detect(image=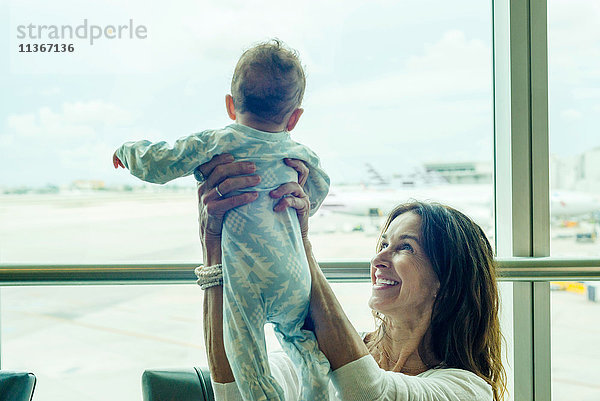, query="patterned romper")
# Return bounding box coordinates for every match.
[116,123,331,401]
